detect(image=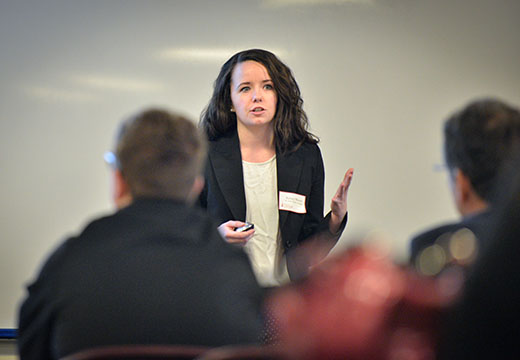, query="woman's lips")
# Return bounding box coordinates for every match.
[251,107,265,114]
